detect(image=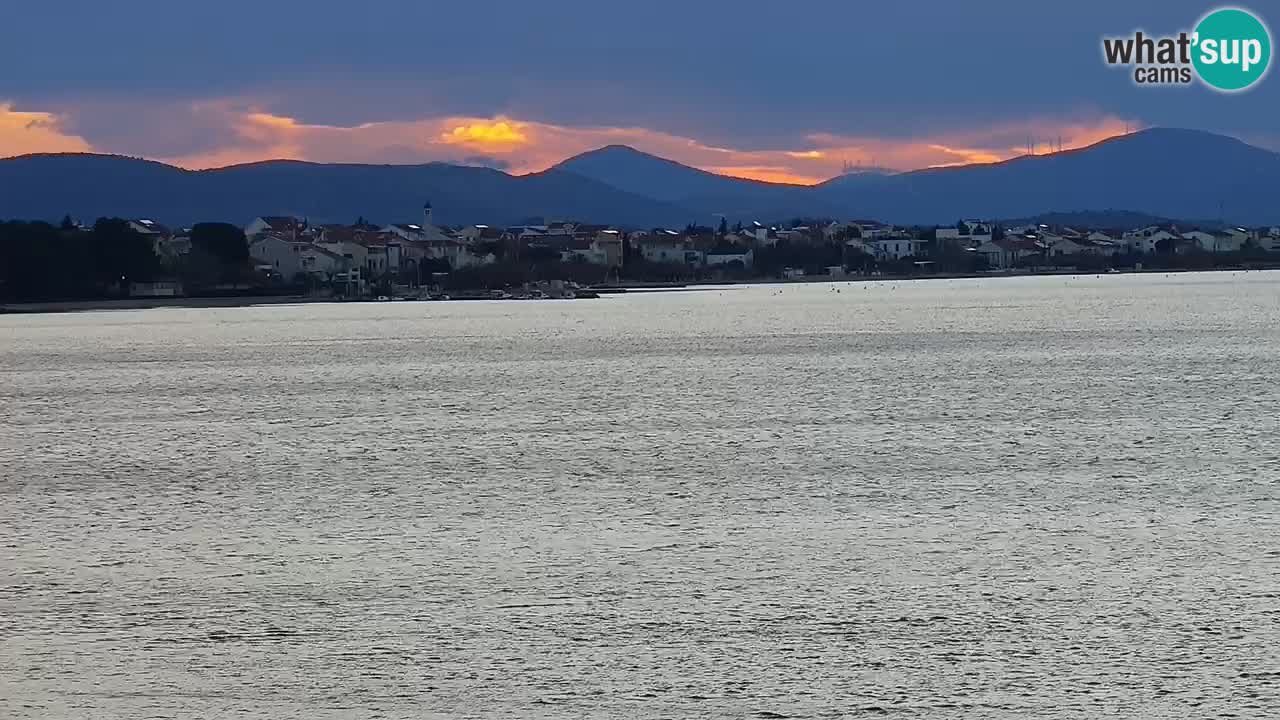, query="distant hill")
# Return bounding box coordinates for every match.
[810,128,1280,225]
[1004,210,1175,229]
[0,154,697,227]
[552,145,847,221]
[1002,210,1230,231]
[3,128,1280,227]
[552,145,785,203]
